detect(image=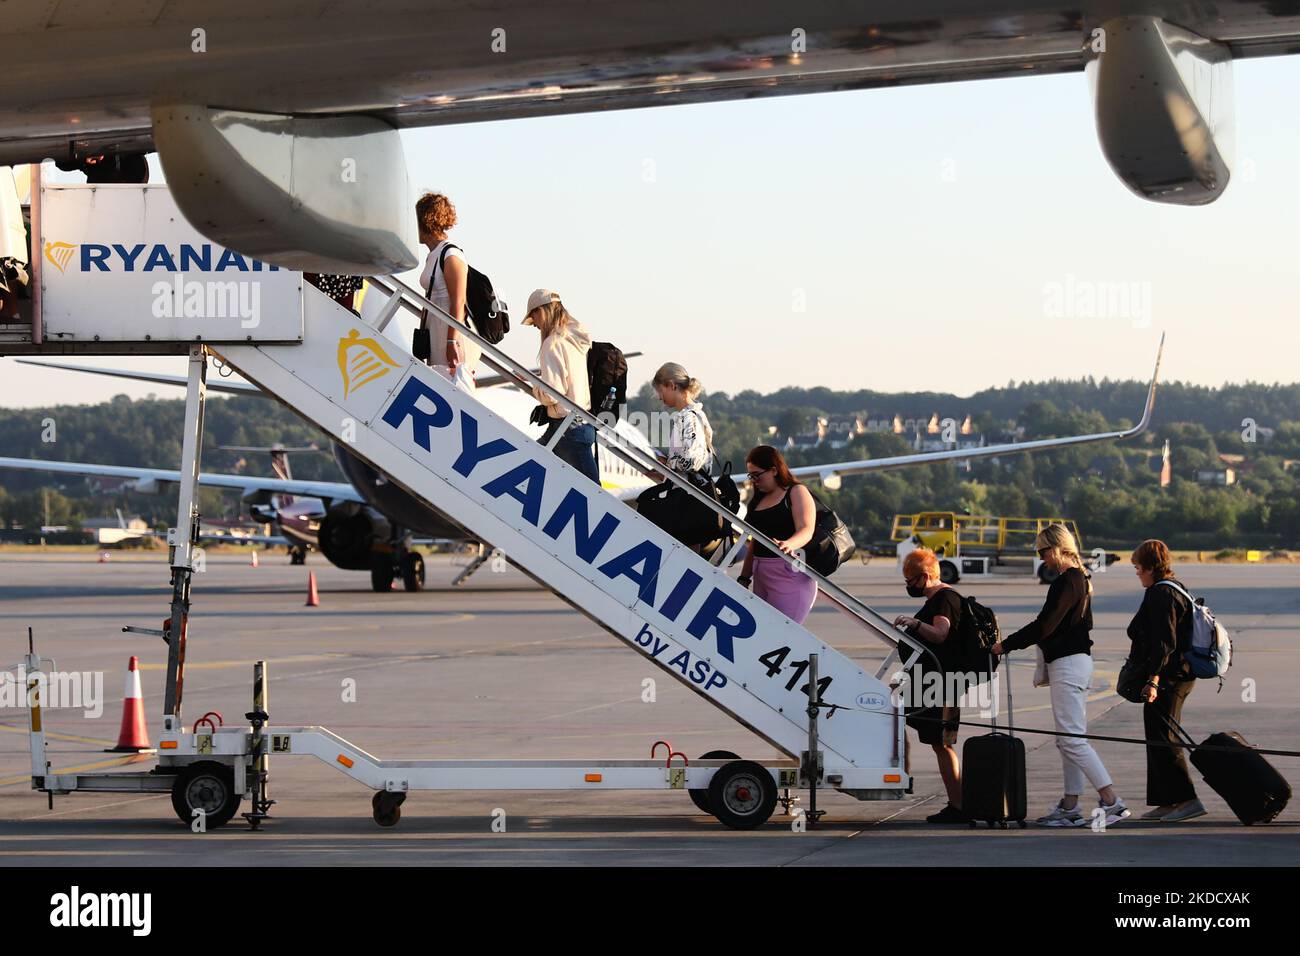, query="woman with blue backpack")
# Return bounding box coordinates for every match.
[1126,539,1207,822]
